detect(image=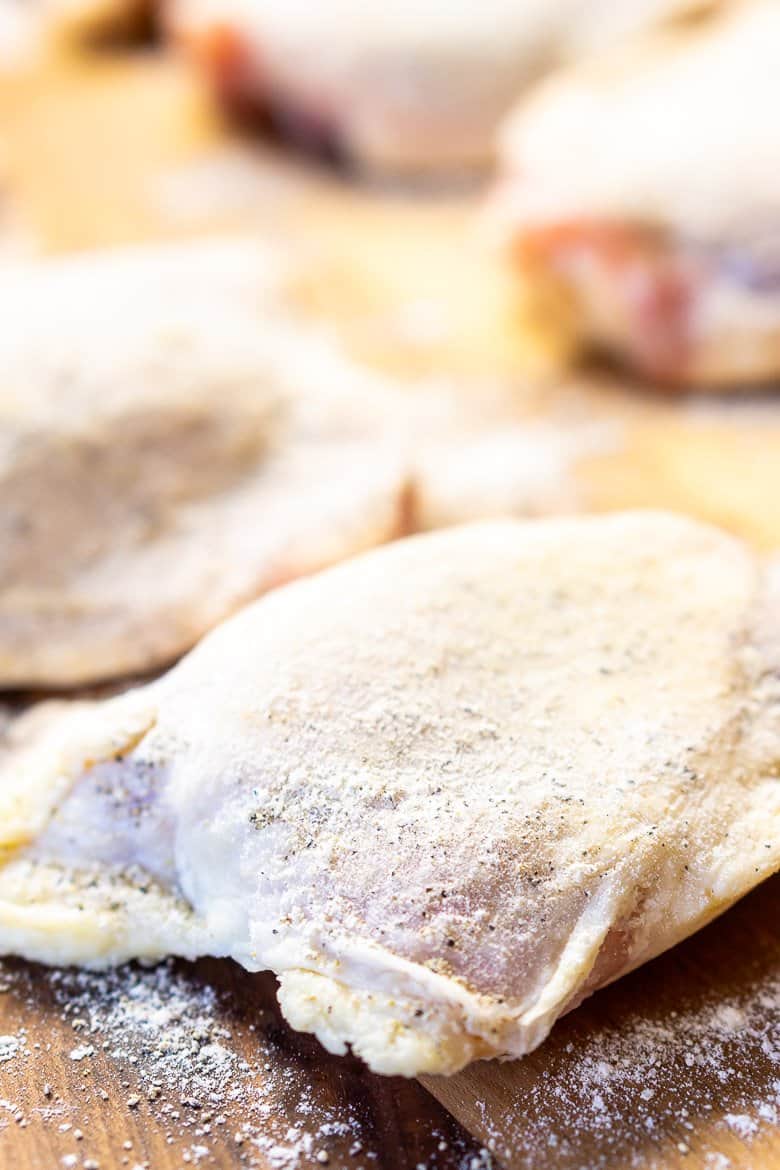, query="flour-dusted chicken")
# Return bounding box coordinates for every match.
[0,239,413,688]
[1,513,778,1075]
[166,0,705,175]
[493,0,780,387]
